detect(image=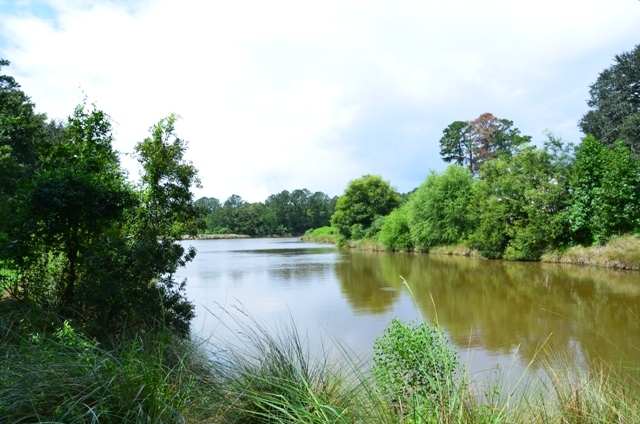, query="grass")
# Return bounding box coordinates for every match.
[2,299,640,423]
[301,226,339,244]
[506,351,640,423]
[429,243,478,257]
[542,234,640,270]
[345,238,387,251]
[0,305,219,423]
